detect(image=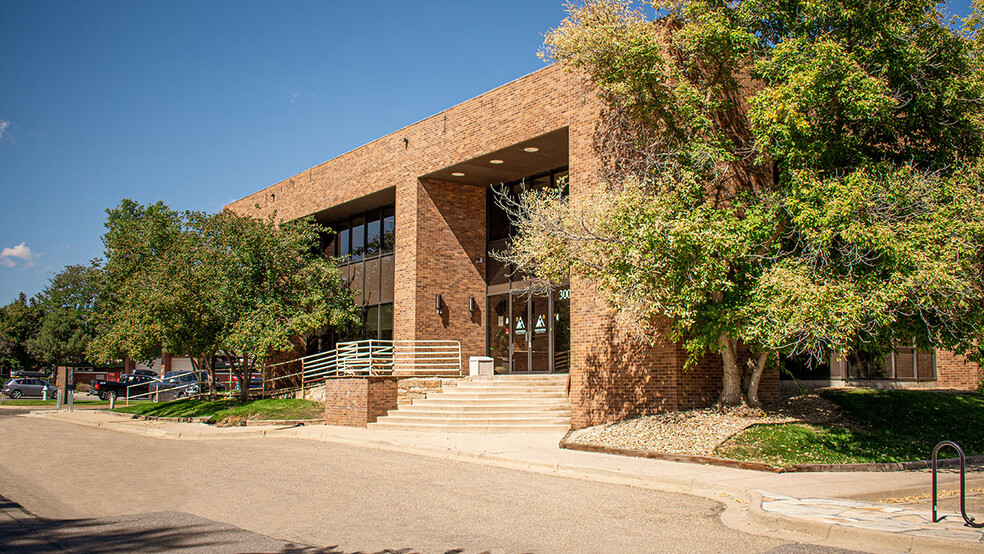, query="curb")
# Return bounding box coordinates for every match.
[104,411,212,424]
[29,411,294,440]
[560,436,984,473]
[102,411,324,427]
